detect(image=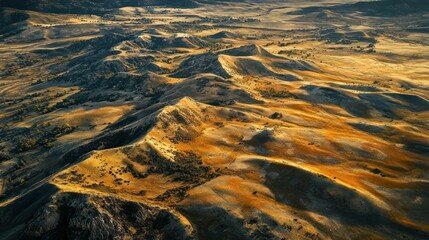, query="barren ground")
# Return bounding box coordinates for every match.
[0,0,429,239]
